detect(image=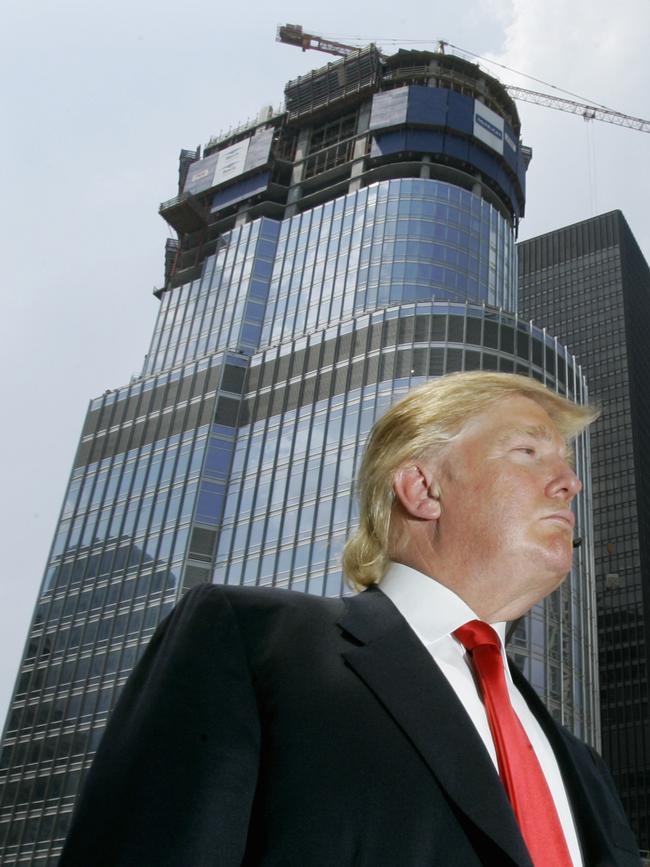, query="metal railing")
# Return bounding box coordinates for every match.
[205,104,285,150]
